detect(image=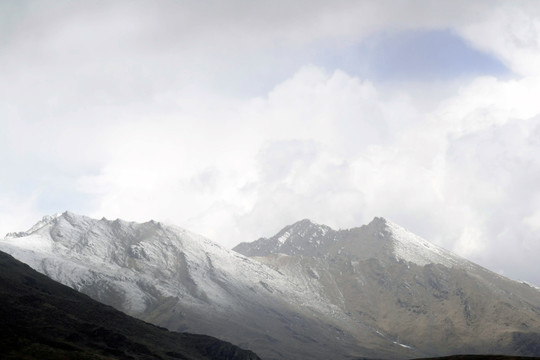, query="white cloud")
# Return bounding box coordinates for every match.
[453,227,486,257]
[73,66,406,244]
[2,0,540,285]
[0,194,43,237]
[458,2,540,76]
